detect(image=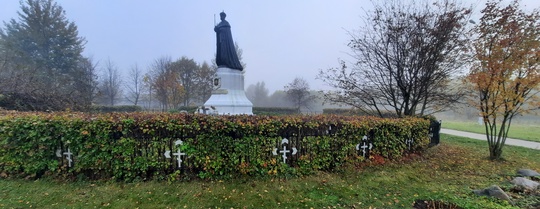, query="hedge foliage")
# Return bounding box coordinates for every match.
[166,106,298,115]
[323,108,398,118]
[0,111,430,181]
[91,105,142,113]
[253,107,298,115]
